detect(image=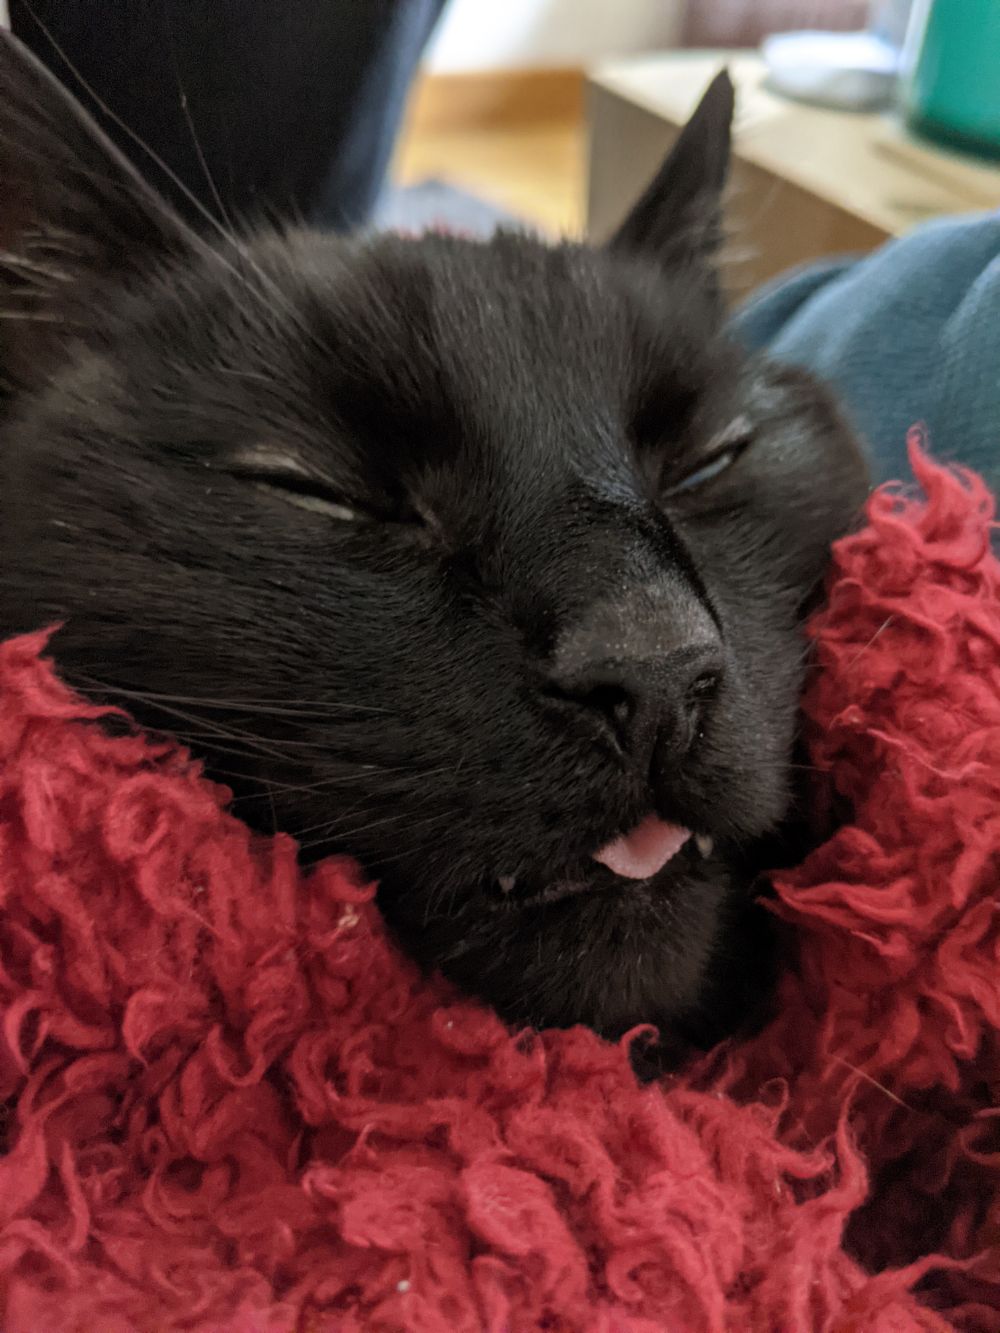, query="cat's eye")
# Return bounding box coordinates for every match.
[664,416,754,498]
[250,471,360,521]
[230,449,361,521]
